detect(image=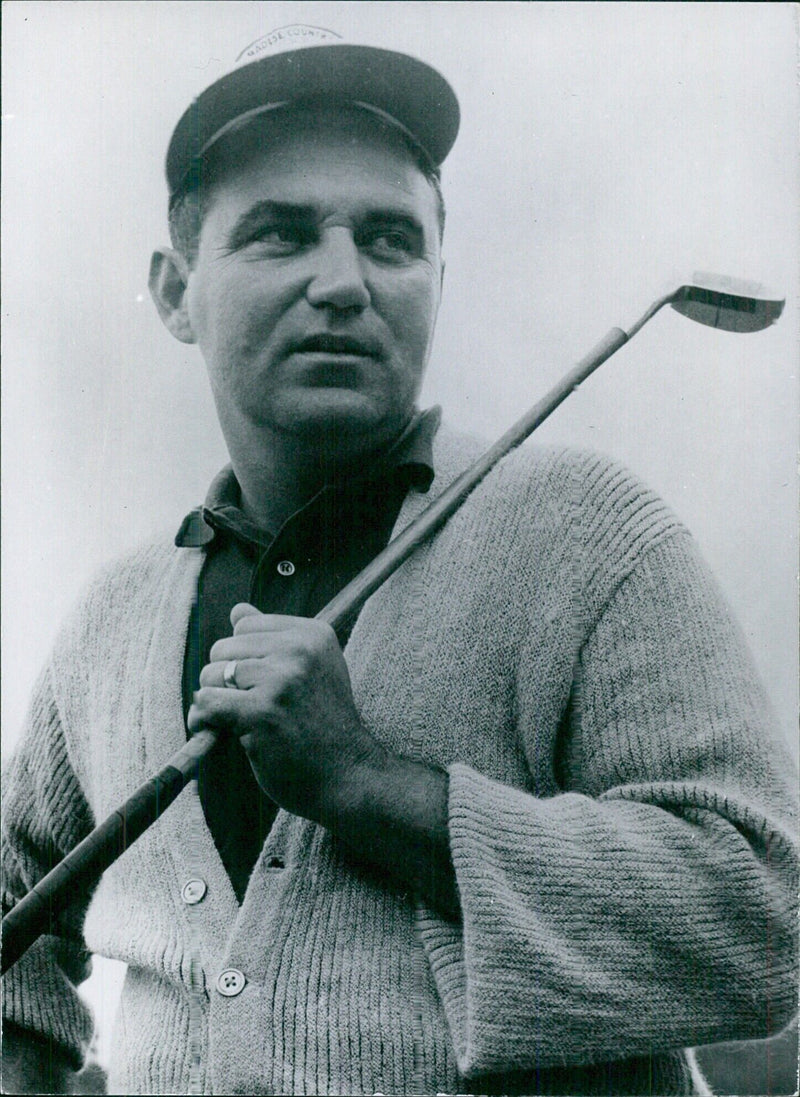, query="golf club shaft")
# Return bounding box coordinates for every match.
[2,316,648,975]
